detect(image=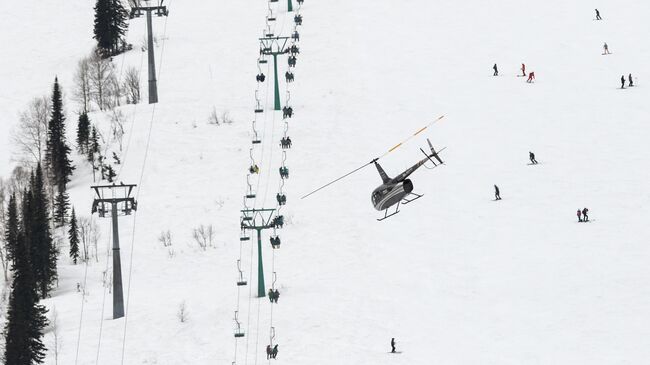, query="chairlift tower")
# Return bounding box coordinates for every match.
[288,0,293,12]
[259,36,290,111]
[91,183,138,319]
[240,208,277,297]
[130,1,169,104]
